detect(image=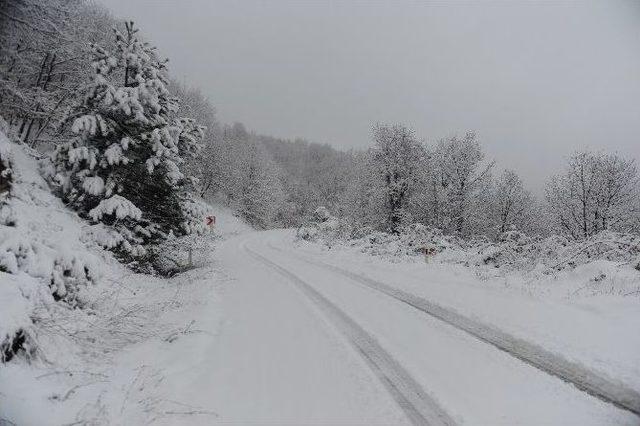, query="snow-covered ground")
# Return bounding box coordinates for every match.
[1,266,223,425]
[230,229,639,424]
[0,130,233,425]
[2,128,639,425]
[288,230,640,401]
